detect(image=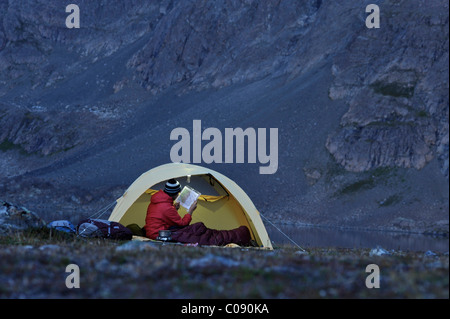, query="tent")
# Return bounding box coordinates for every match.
[108,163,273,249]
